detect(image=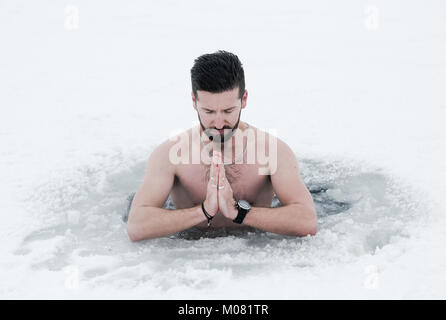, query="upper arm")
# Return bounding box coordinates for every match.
[130,140,176,210]
[270,139,315,209]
